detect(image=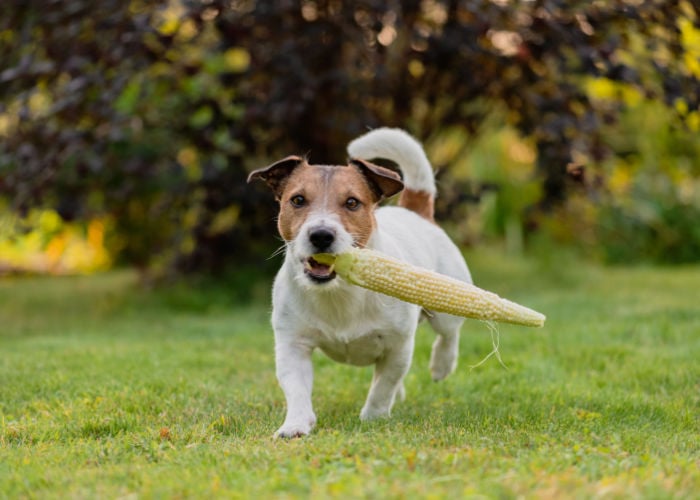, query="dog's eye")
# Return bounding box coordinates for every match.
[345,197,360,211]
[290,195,306,208]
